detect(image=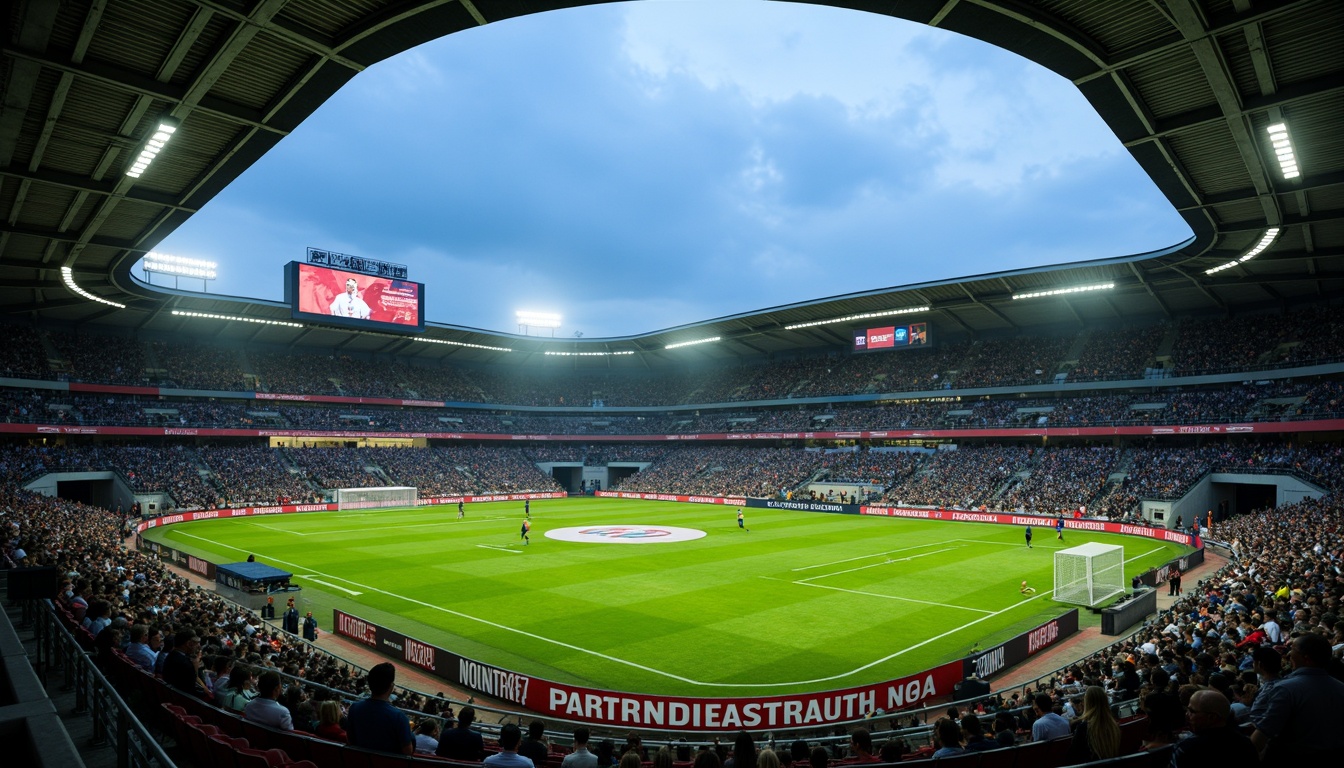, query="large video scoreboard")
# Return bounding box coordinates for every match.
[852,321,929,353]
[285,262,425,334]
